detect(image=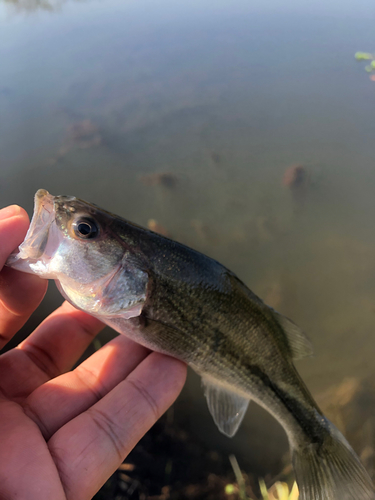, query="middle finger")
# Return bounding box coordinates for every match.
[23,335,150,440]
[0,301,103,401]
